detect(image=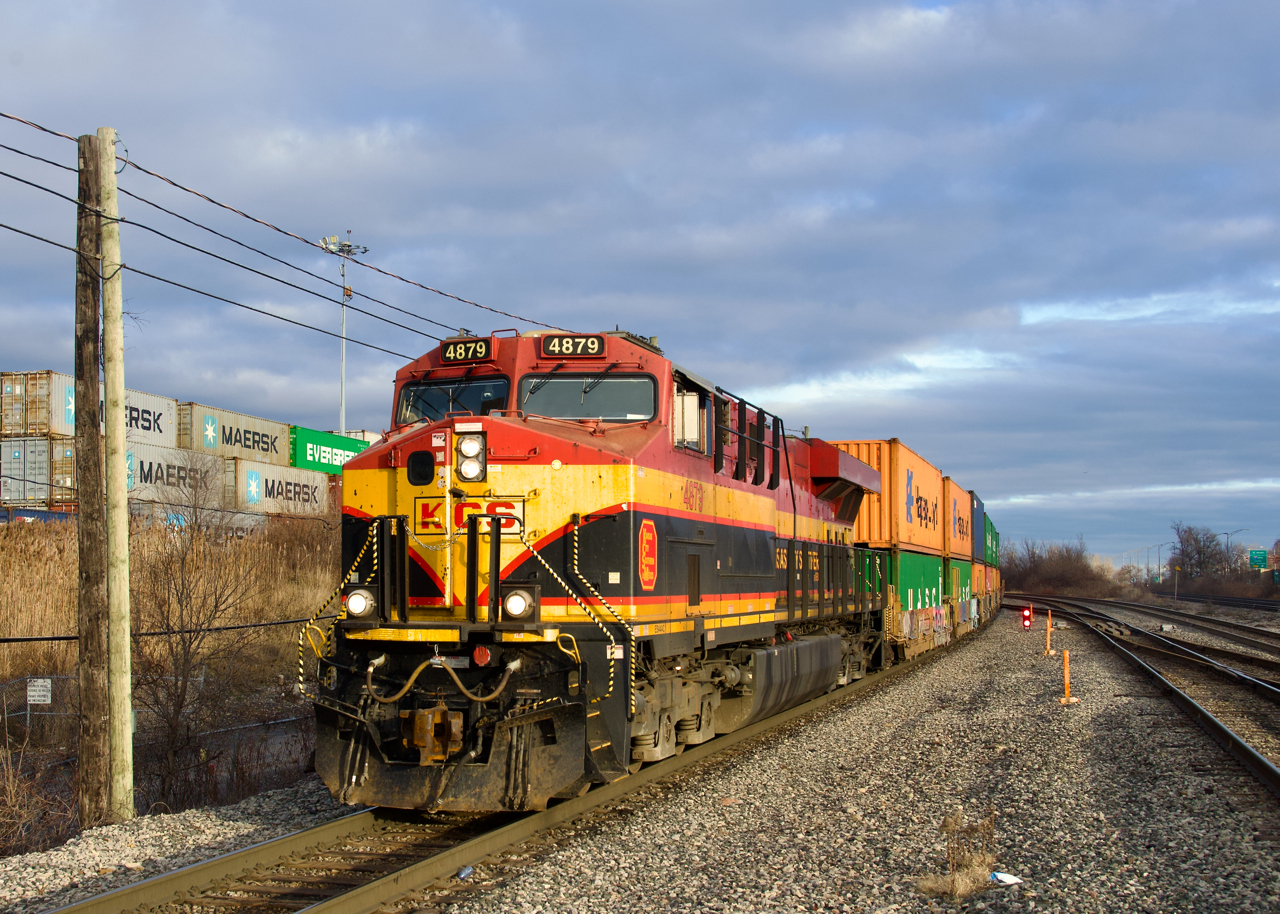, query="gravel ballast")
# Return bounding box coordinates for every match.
[0,778,356,914]
[430,612,1280,914]
[10,610,1280,913]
